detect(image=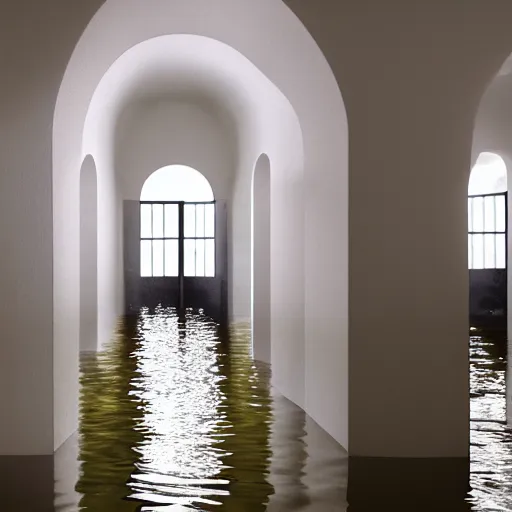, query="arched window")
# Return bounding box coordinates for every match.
[468,152,507,196]
[140,165,215,277]
[468,153,507,269]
